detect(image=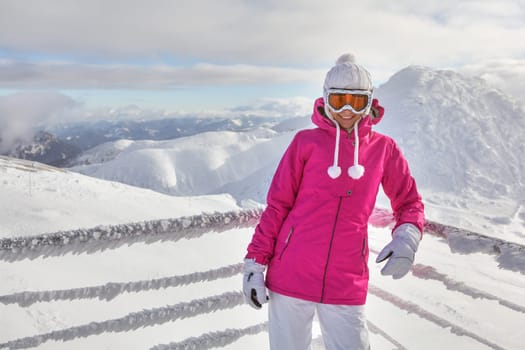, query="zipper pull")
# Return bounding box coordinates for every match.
[285,227,294,244]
